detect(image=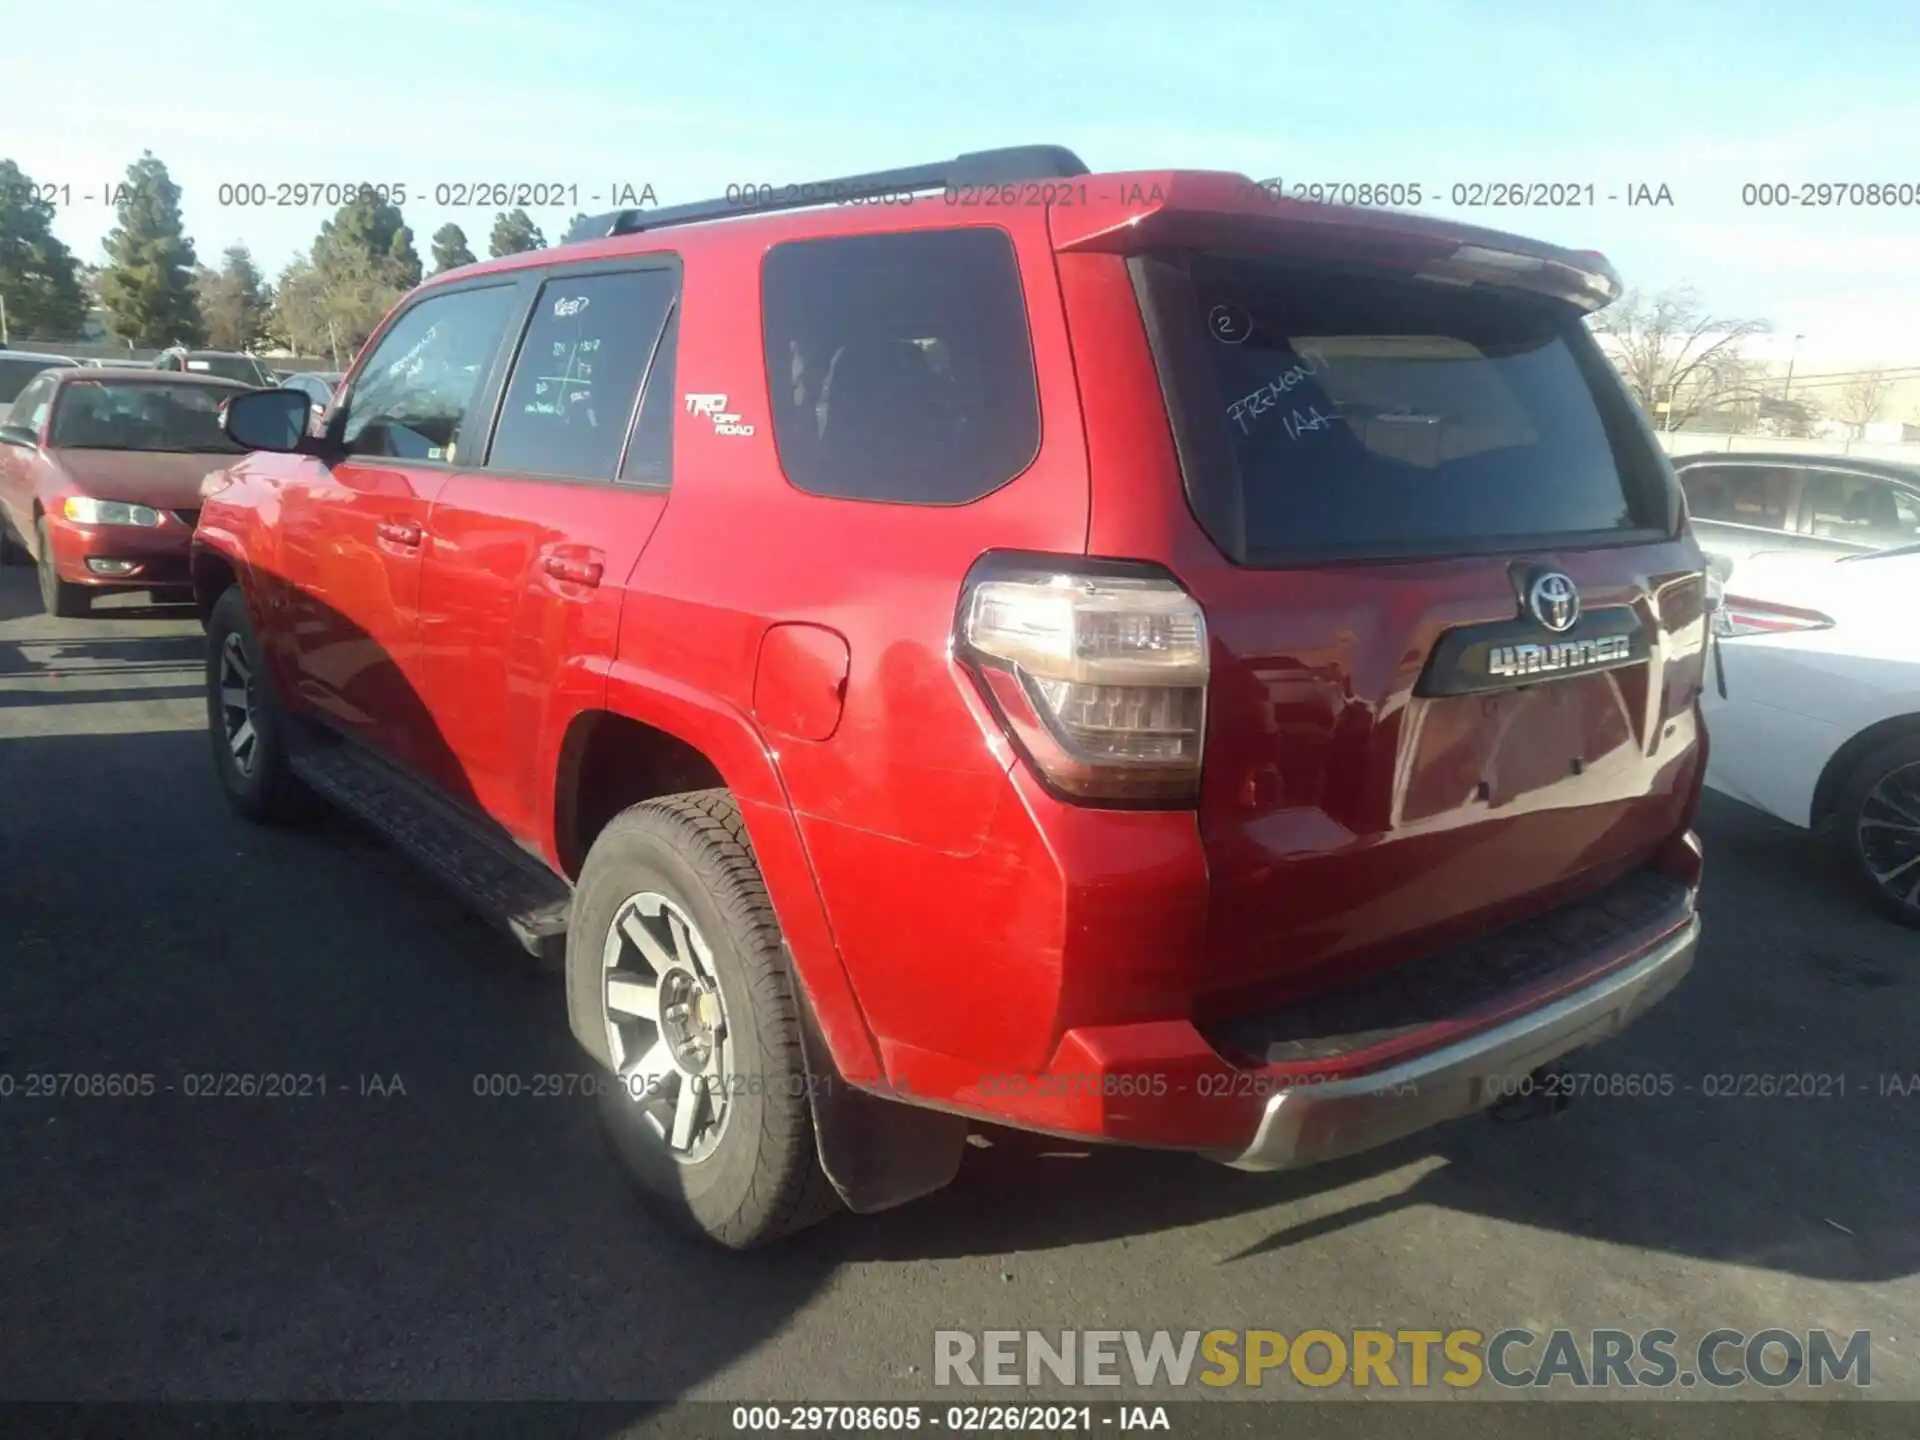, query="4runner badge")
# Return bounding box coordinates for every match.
[1488,634,1631,679]
[685,393,754,437]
